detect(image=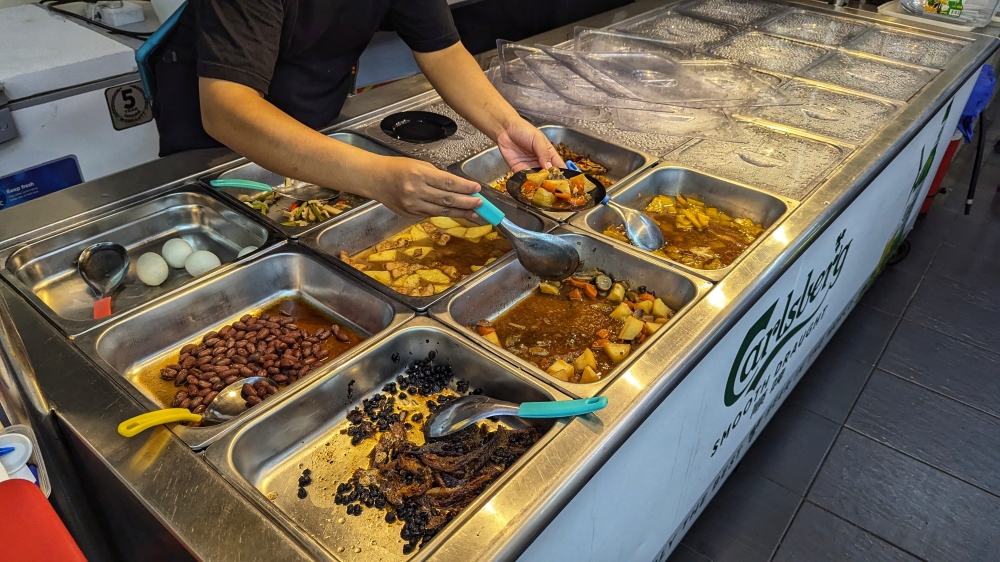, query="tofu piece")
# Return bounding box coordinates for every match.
[367,249,397,262]
[465,224,493,239]
[364,270,392,284]
[403,246,433,258]
[430,217,462,229]
[418,269,451,284]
